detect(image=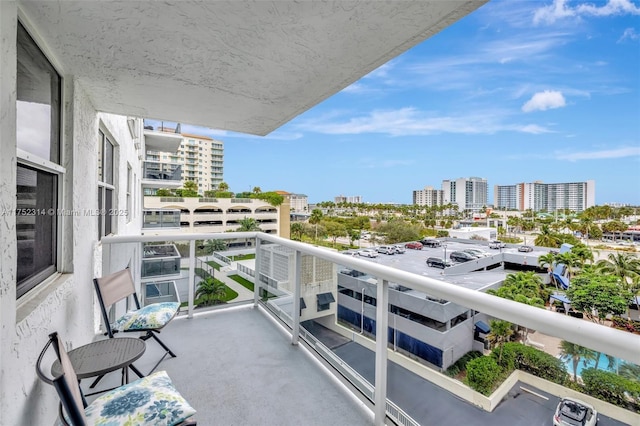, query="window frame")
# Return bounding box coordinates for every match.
[15,20,64,299]
[97,129,117,239]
